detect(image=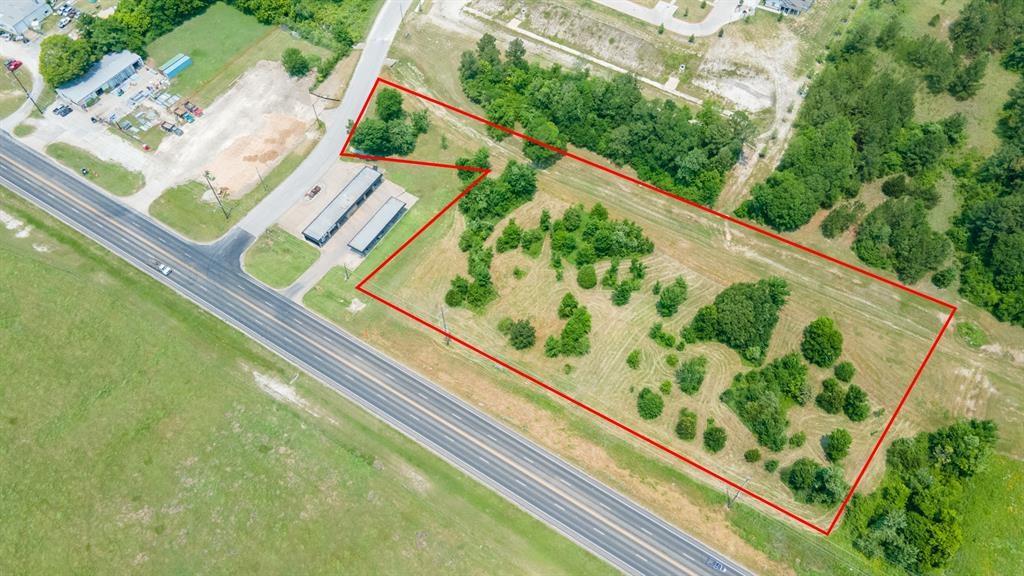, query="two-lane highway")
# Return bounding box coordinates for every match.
[1,131,754,576]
